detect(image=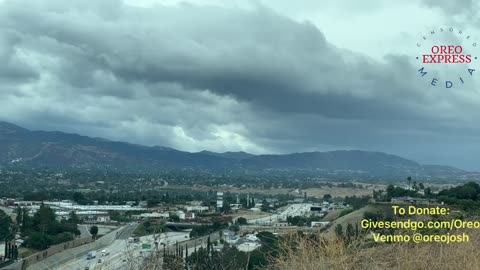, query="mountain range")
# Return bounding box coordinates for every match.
[0,121,475,179]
